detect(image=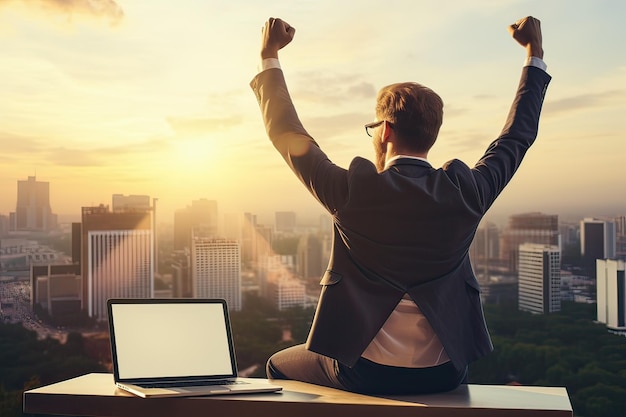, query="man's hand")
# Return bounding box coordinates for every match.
[261,17,295,59]
[508,16,543,59]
